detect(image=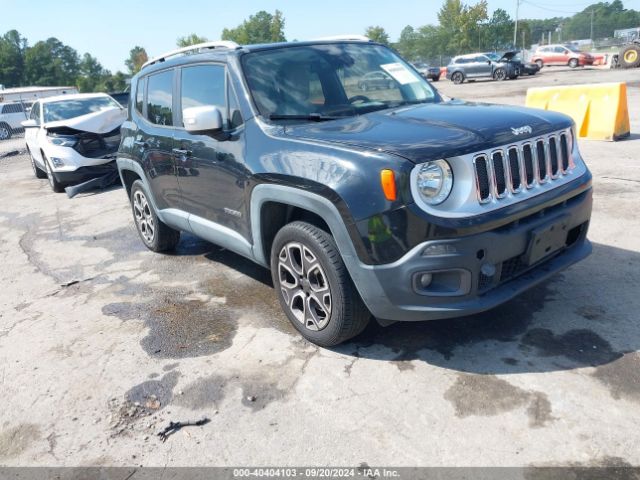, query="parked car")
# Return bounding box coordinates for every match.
[117,38,592,347]
[357,71,395,91]
[446,53,517,84]
[412,62,441,81]
[22,93,126,192]
[484,52,520,79]
[491,51,540,76]
[0,101,29,140]
[531,44,594,68]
